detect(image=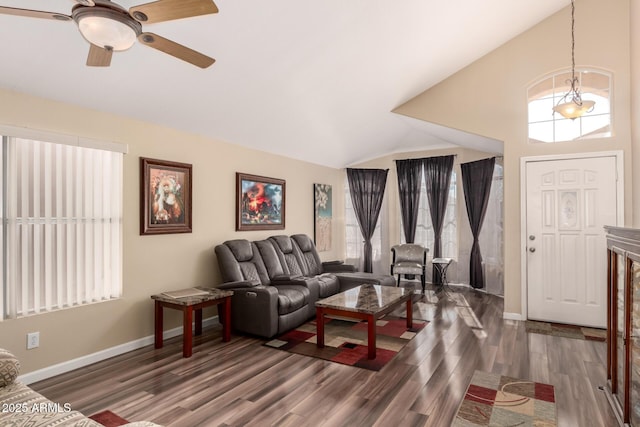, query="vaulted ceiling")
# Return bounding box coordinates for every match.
[0,0,568,168]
